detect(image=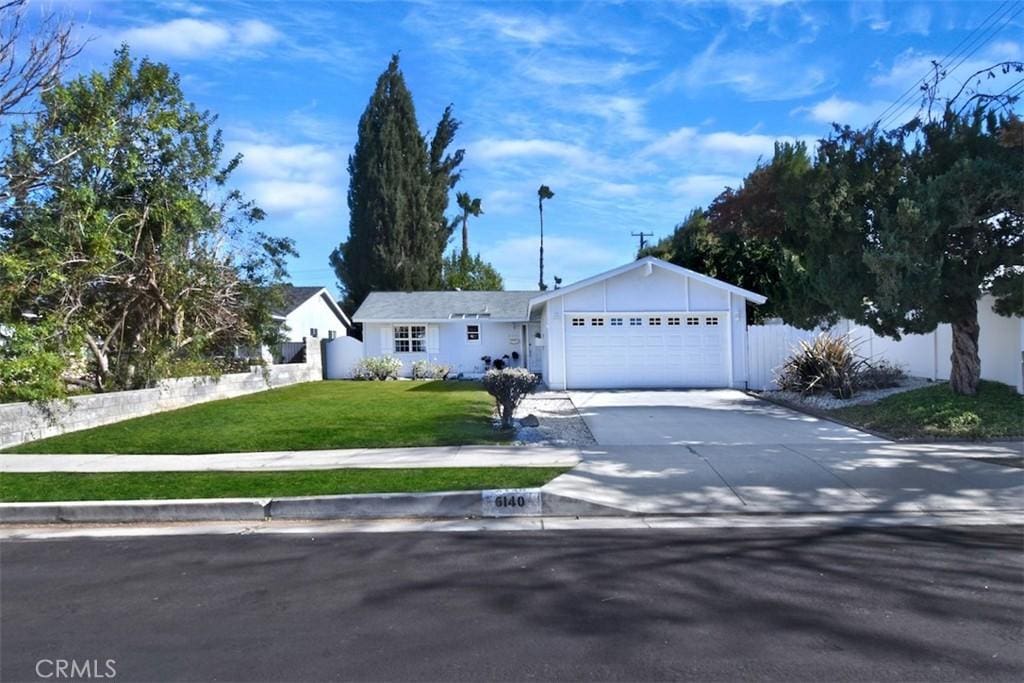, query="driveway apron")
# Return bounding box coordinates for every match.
[543,390,1024,515]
